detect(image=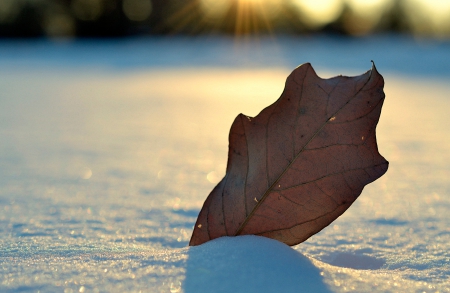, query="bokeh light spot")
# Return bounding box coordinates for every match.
[344,0,393,35]
[199,0,231,22]
[0,0,20,24]
[81,168,92,180]
[403,0,450,38]
[123,0,152,22]
[346,0,392,17]
[44,13,76,37]
[206,171,220,184]
[170,281,181,293]
[71,0,104,22]
[290,0,343,28]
